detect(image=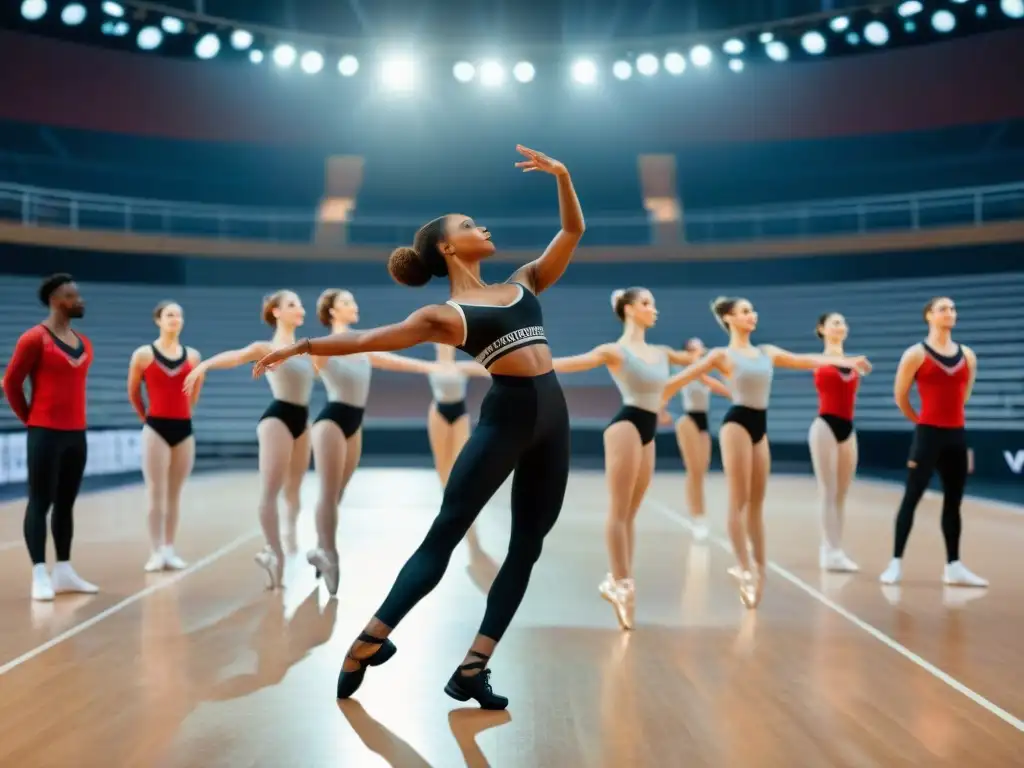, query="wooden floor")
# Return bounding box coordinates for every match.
[0,466,1022,767]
